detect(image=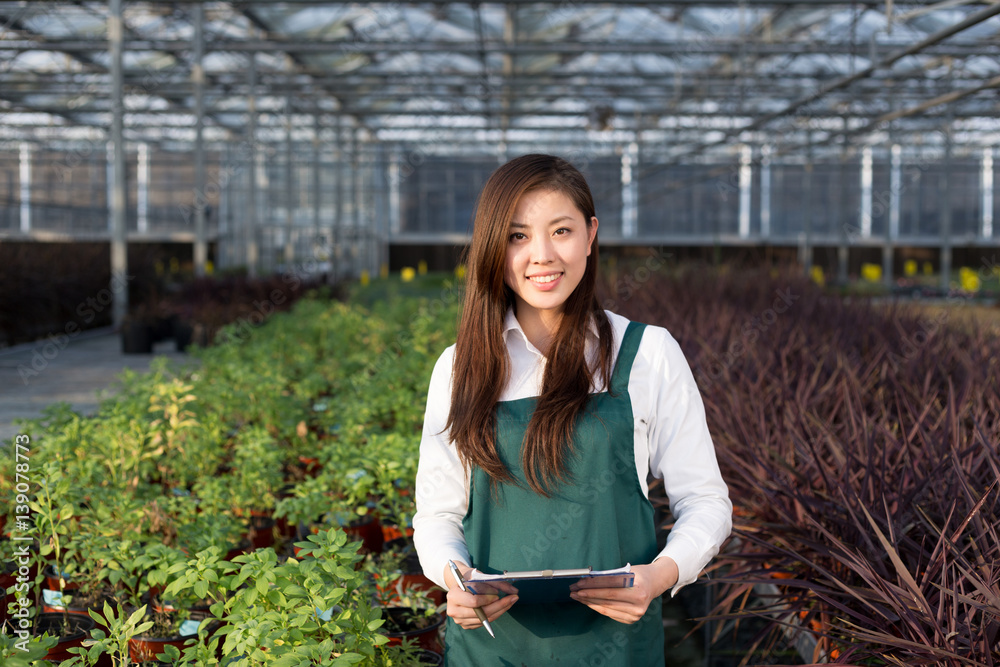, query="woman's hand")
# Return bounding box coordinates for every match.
[444,562,520,630]
[568,557,679,624]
